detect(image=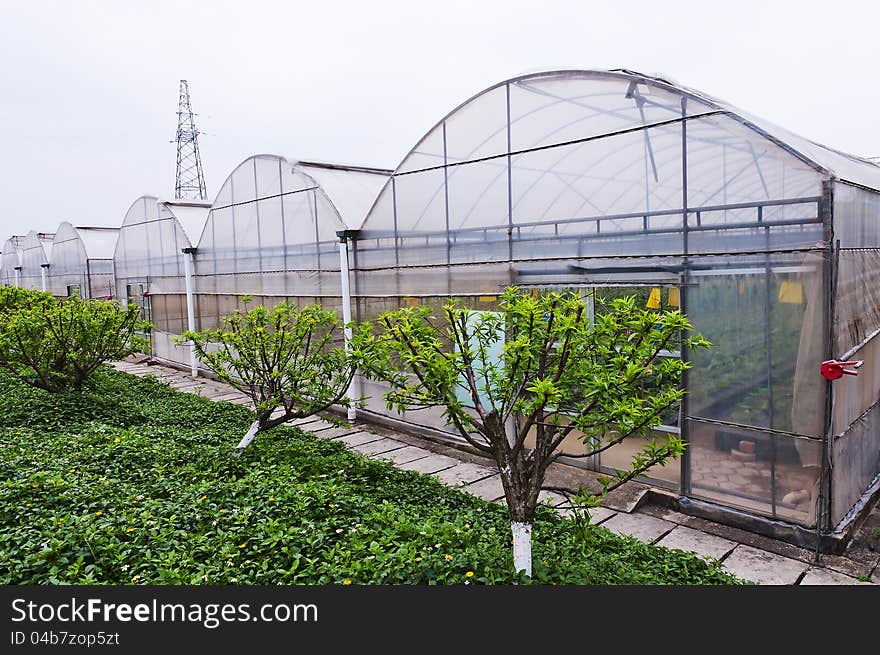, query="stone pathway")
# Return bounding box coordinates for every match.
[110,359,880,586]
